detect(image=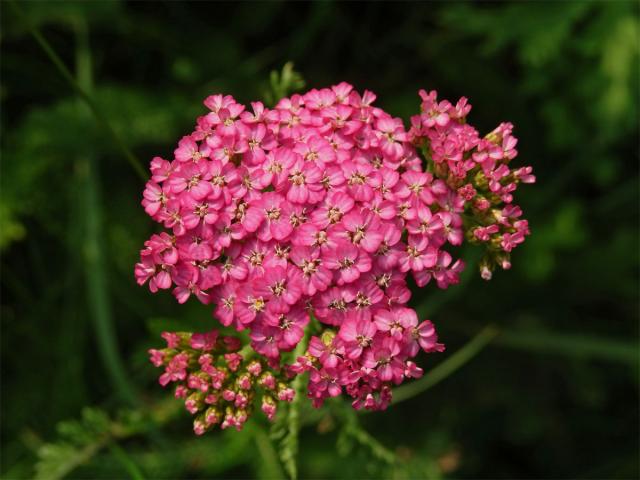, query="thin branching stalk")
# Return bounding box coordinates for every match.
[391,325,499,405]
[73,16,138,406]
[8,0,146,181]
[279,325,312,480]
[254,427,286,480]
[108,443,146,480]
